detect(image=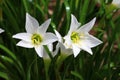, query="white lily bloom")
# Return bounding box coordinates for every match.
[0,28,4,33]
[43,44,56,59]
[54,30,72,56]
[13,13,57,57]
[63,14,102,57]
[112,0,120,8]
